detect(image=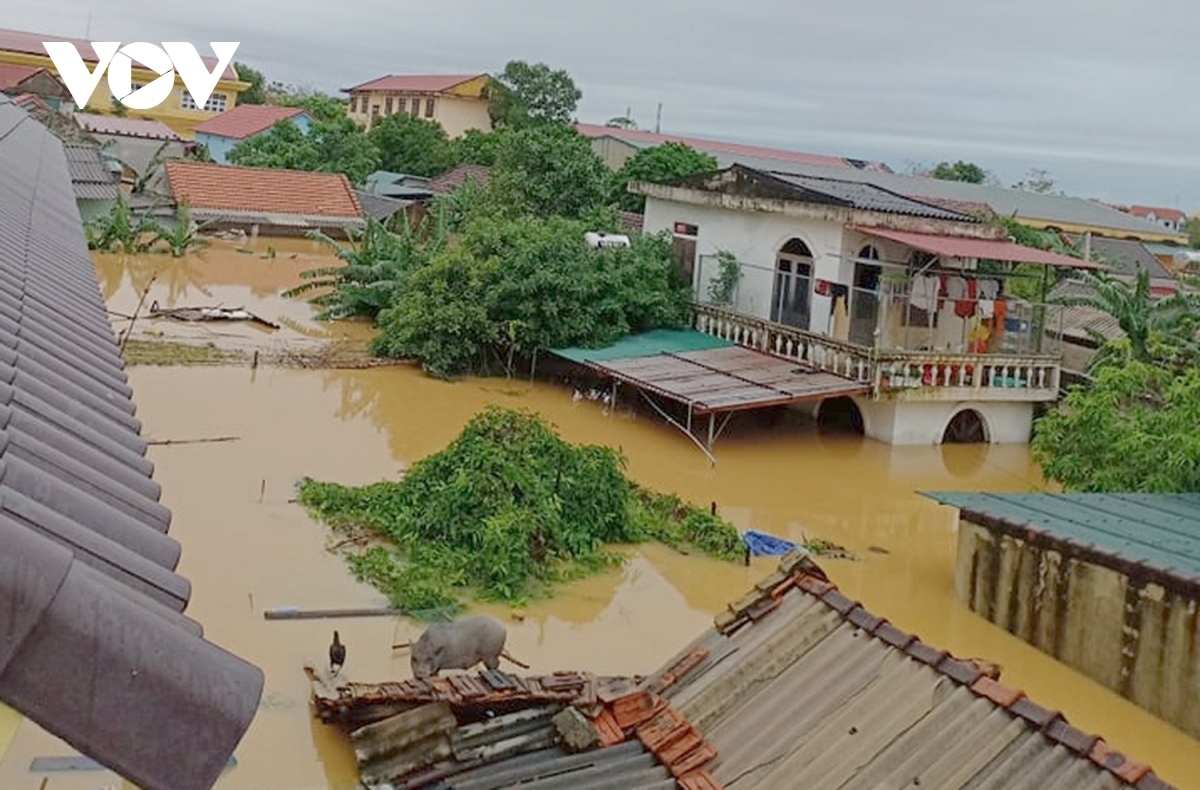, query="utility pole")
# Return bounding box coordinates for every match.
[655,103,662,134]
